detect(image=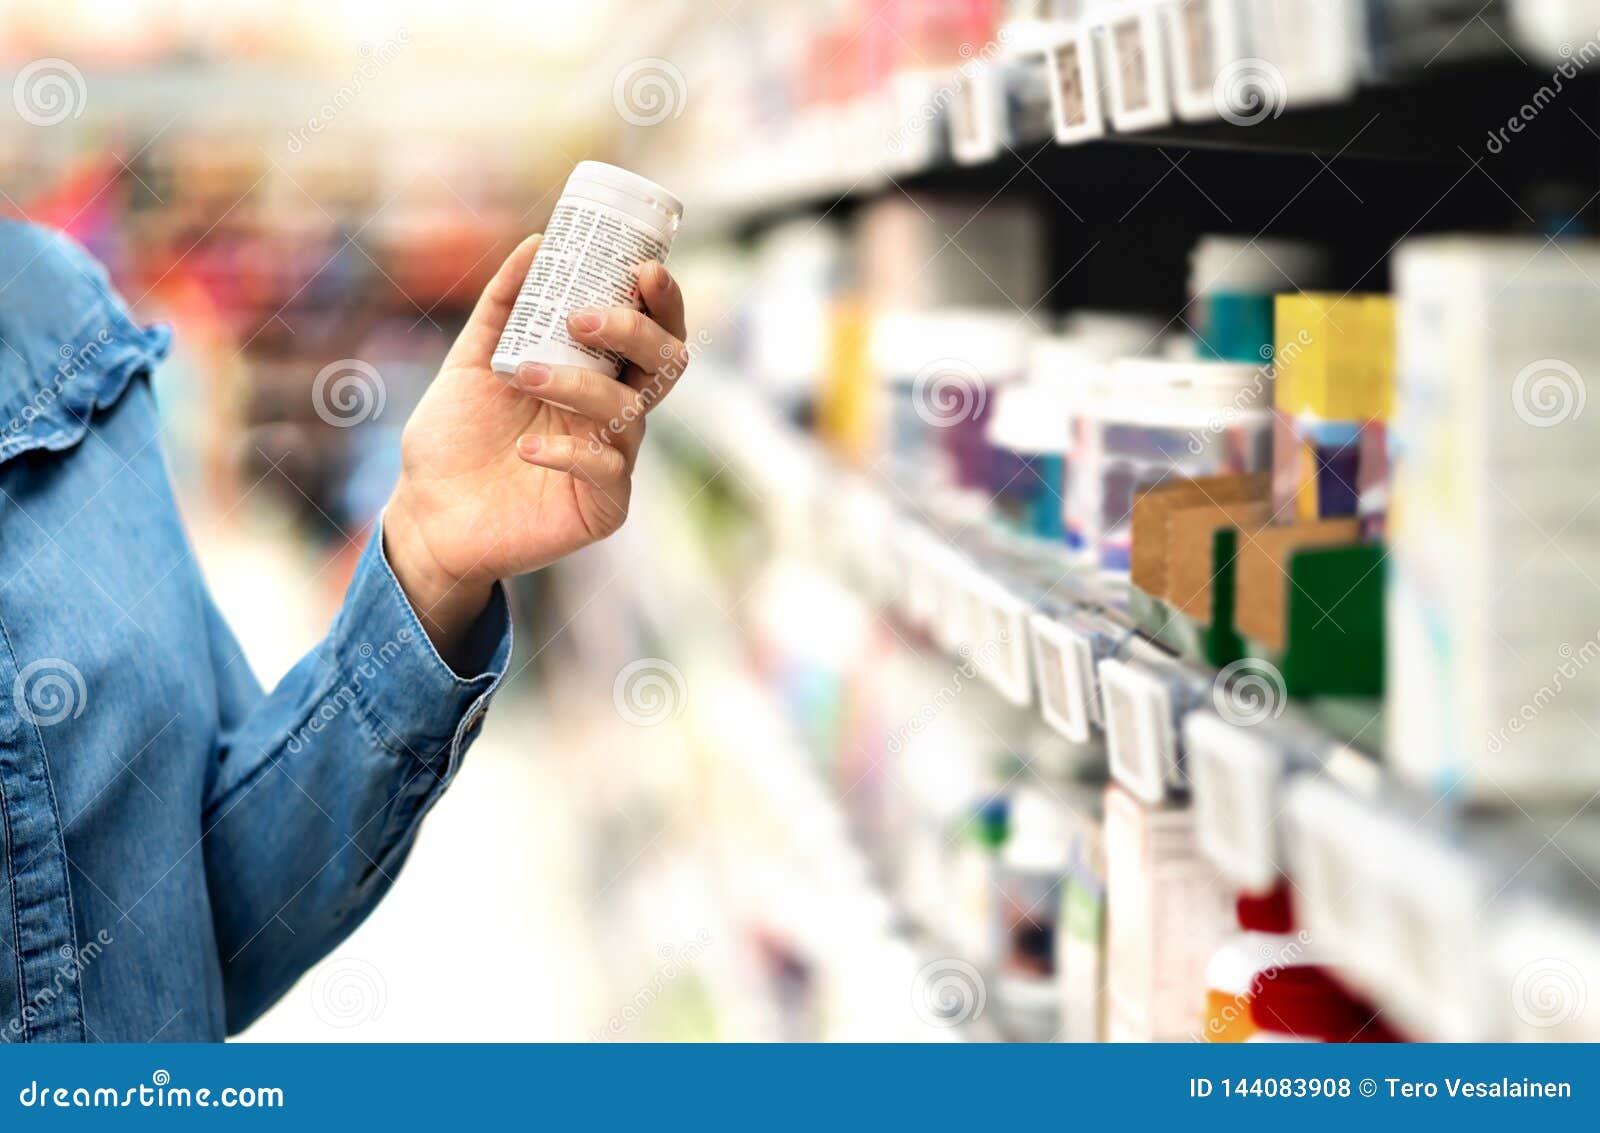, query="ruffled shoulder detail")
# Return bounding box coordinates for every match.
[0,219,172,464]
